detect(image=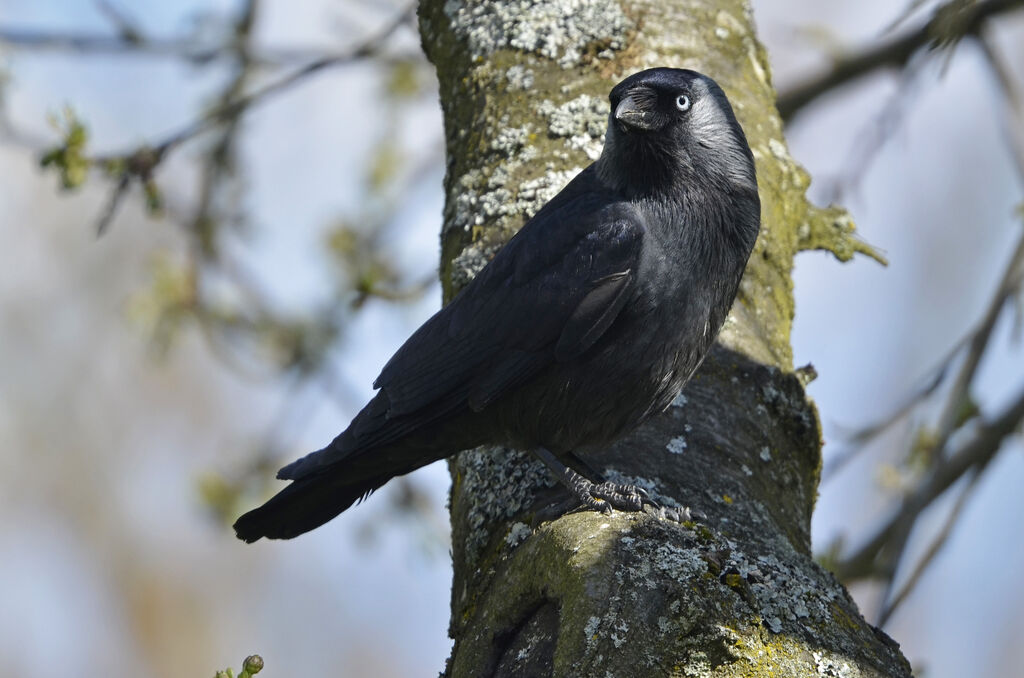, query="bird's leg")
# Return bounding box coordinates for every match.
[532,447,646,513]
[563,450,608,483]
[532,447,695,523]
